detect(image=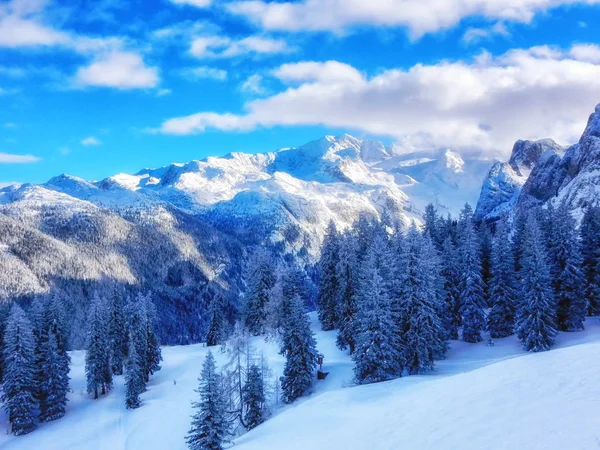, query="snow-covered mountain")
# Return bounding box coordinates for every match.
[4,134,490,255]
[475,104,600,222]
